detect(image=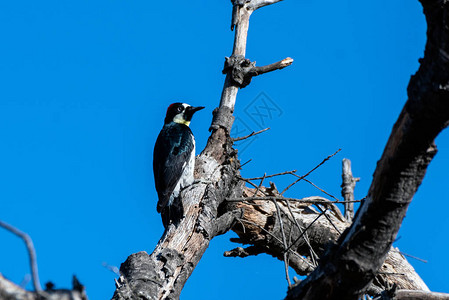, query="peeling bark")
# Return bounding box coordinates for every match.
[112,141,244,300]
[227,187,429,293]
[112,1,291,299]
[2,1,448,300]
